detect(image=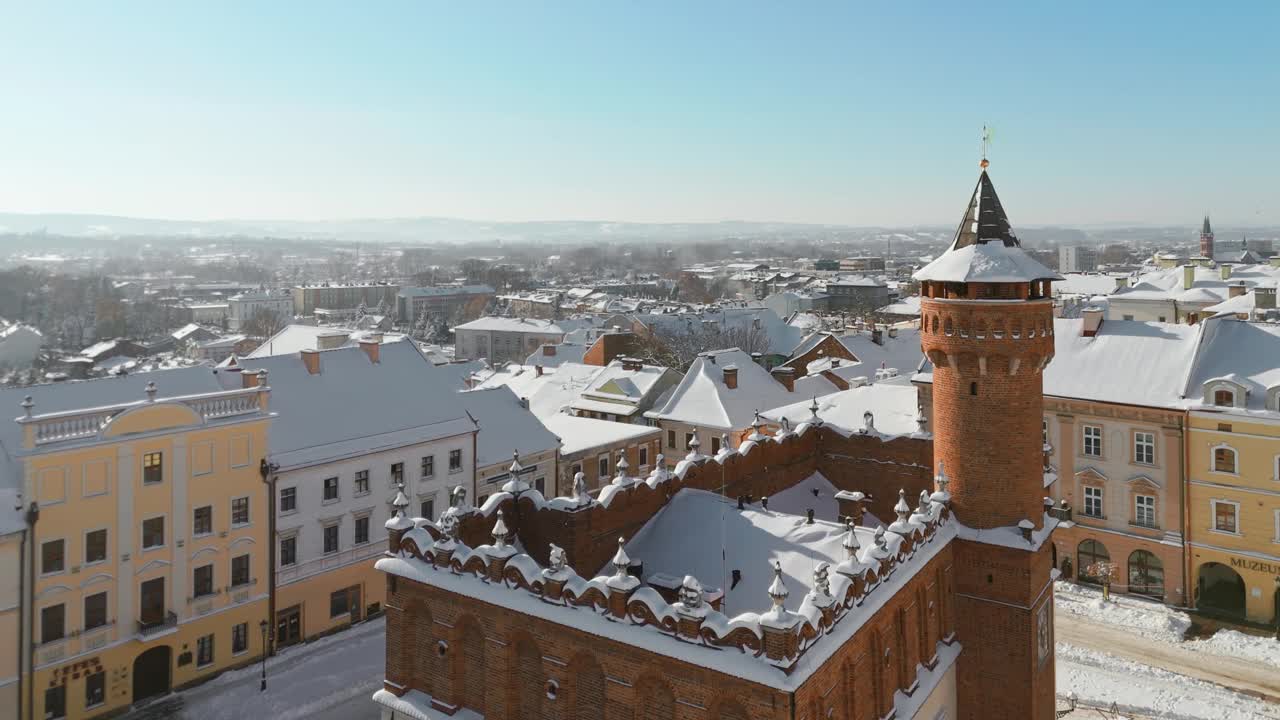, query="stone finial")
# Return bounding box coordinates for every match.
[648,456,670,484]
[548,543,567,573]
[449,485,468,510]
[615,452,629,479]
[719,433,730,453]
[257,368,269,385]
[812,562,832,600]
[679,575,704,609]
[509,450,524,475]
[392,481,410,513]
[573,471,590,503]
[915,410,927,433]
[612,537,631,578]
[842,519,861,560]
[931,462,951,504]
[809,396,822,426]
[385,479,415,534]
[491,509,510,549]
[685,434,701,461]
[917,489,931,516]
[894,489,911,524]
[767,561,789,613]
[780,416,791,434]
[873,526,887,552]
[752,410,763,432]
[145,381,157,402]
[862,410,875,434]
[20,395,33,419]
